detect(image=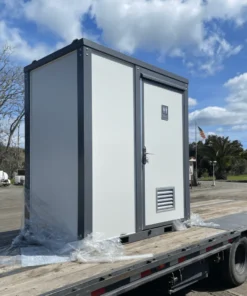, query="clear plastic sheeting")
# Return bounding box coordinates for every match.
[21,247,70,267]
[60,233,153,263]
[173,213,220,231]
[187,213,220,228]
[0,190,153,267]
[173,220,187,231]
[61,233,124,263]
